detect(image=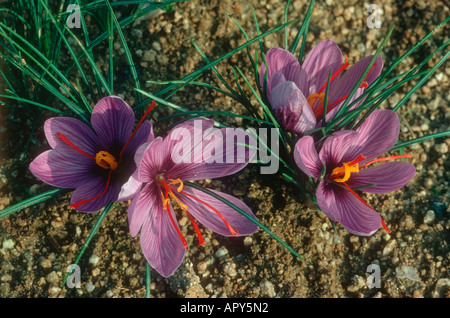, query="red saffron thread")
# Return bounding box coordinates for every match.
[70,169,113,209]
[342,182,391,233]
[119,100,157,162]
[165,183,239,236]
[360,154,412,169]
[317,56,350,94]
[56,132,96,160]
